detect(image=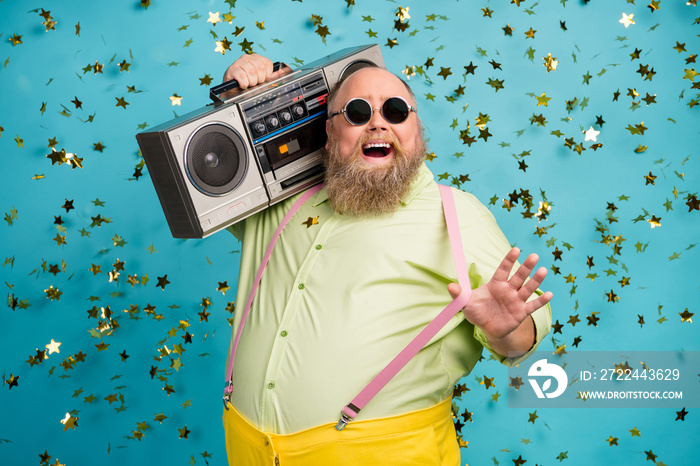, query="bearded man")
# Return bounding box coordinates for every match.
[221,53,553,466]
